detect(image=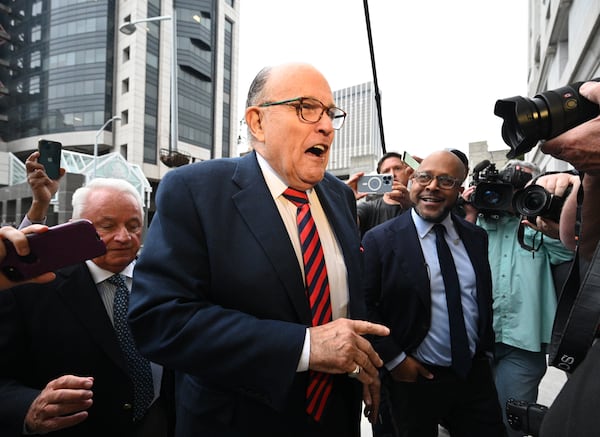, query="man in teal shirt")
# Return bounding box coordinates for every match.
[462,160,573,437]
